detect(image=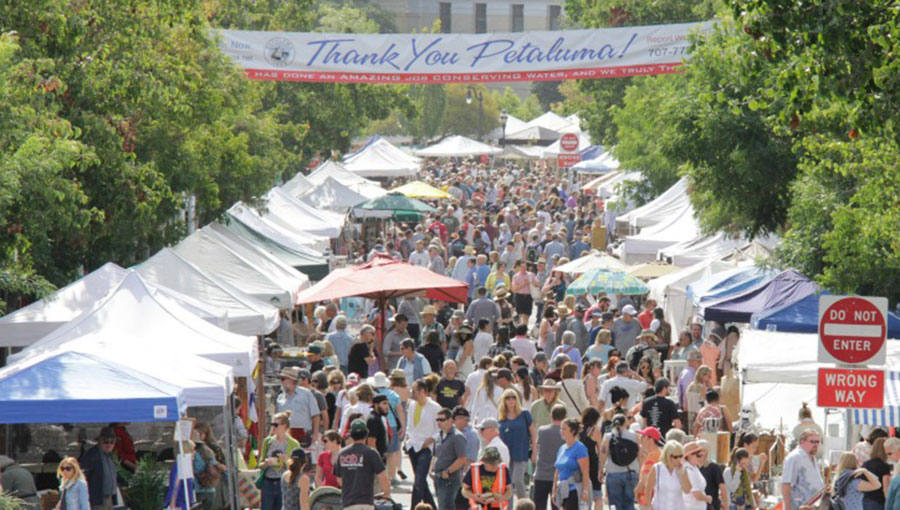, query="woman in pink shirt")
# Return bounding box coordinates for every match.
[699,333,721,386]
